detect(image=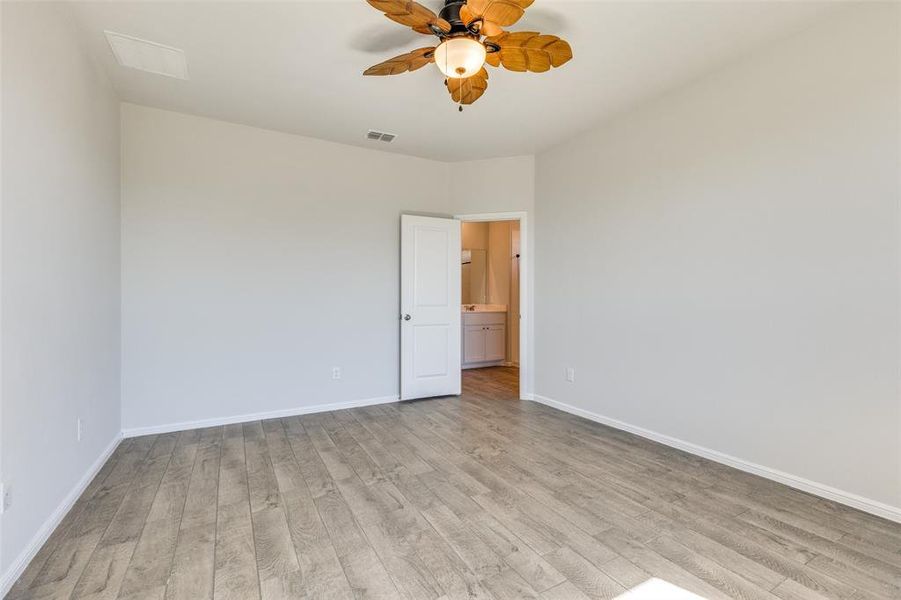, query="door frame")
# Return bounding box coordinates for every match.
[455,211,531,400]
